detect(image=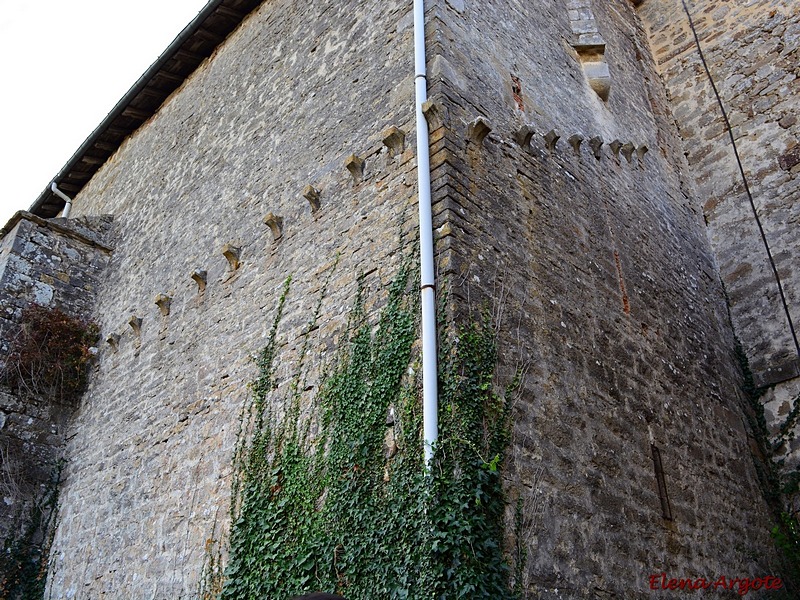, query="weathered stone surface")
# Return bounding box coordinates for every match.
[543,130,560,152]
[190,269,207,293]
[1,0,788,598]
[515,124,536,150]
[568,133,584,153]
[588,135,604,160]
[302,184,321,212]
[154,294,172,317]
[582,60,612,100]
[638,0,800,482]
[763,378,800,469]
[382,125,406,157]
[262,212,284,241]
[0,212,112,362]
[0,213,112,563]
[344,153,366,183]
[467,116,493,144]
[42,2,420,596]
[0,386,72,541]
[428,0,779,595]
